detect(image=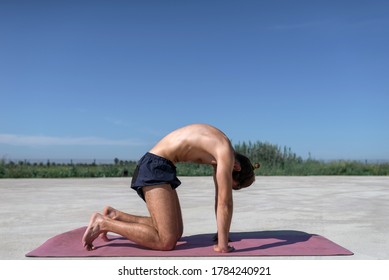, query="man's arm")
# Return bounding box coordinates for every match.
[213,156,234,253]
[212,165,218,219]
